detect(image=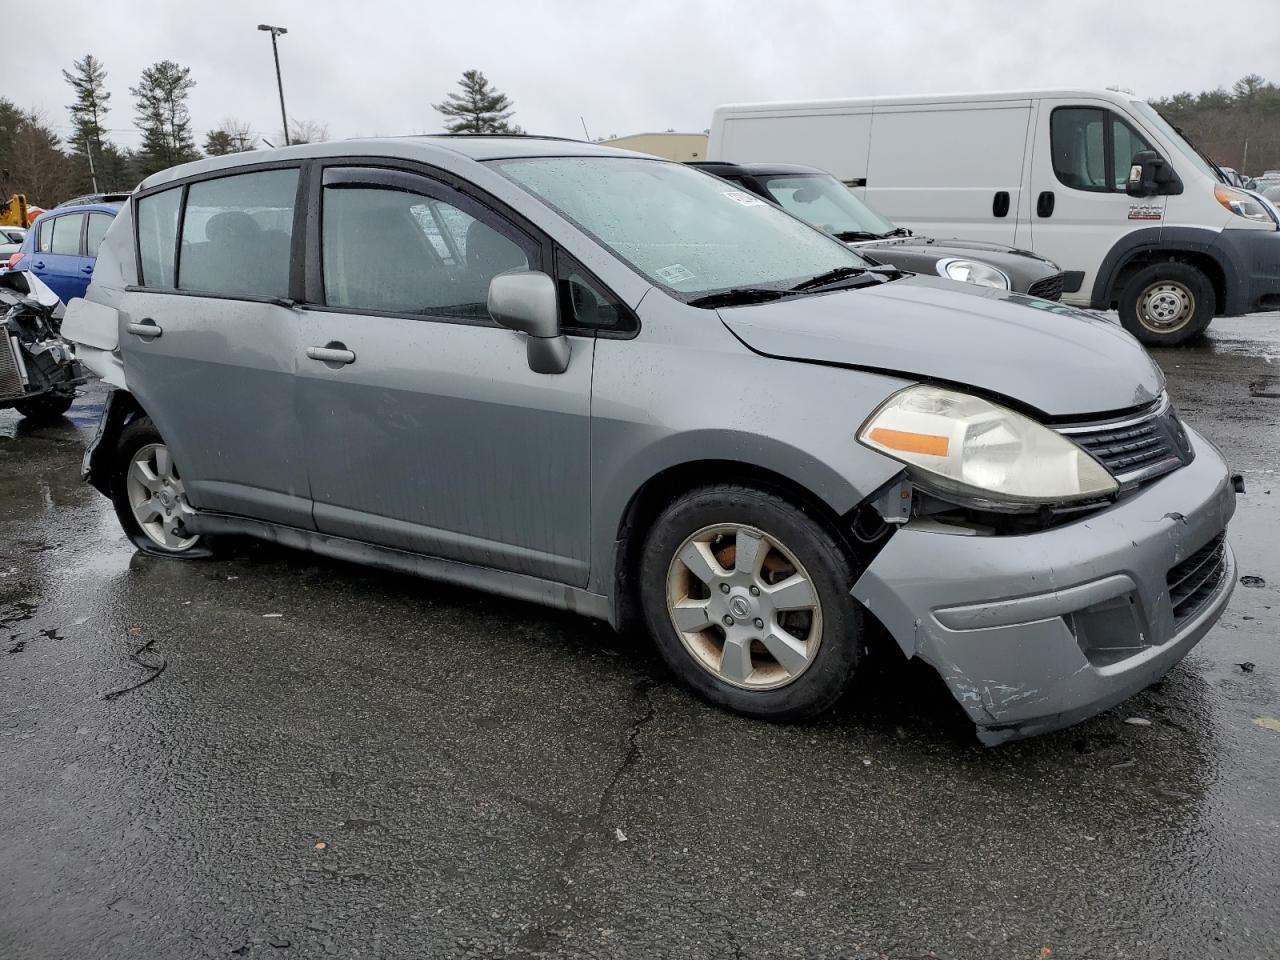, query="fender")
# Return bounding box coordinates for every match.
[1089,226,1237,312]
[82,387,145,497]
